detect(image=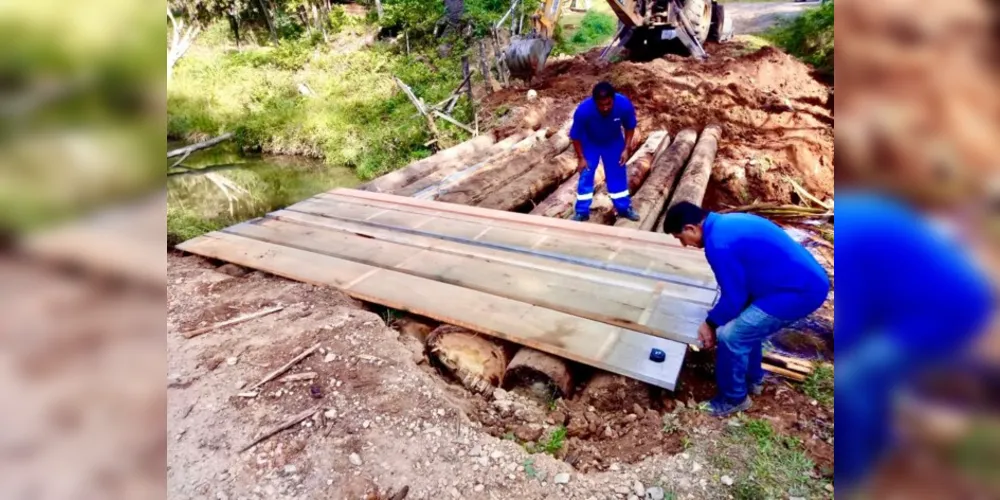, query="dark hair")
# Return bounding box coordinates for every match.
[662,201,707,234]
[592,81,615,100]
